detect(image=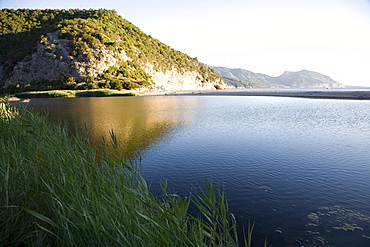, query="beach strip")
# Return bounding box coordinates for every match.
[139,89,370,99]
